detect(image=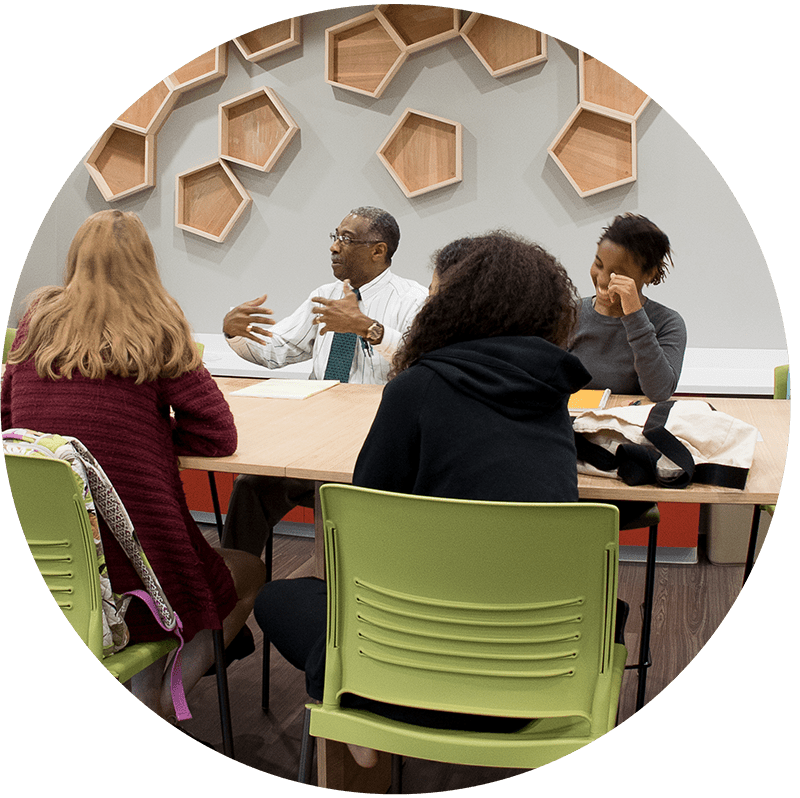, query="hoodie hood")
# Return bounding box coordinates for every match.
[417,336,591,420]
